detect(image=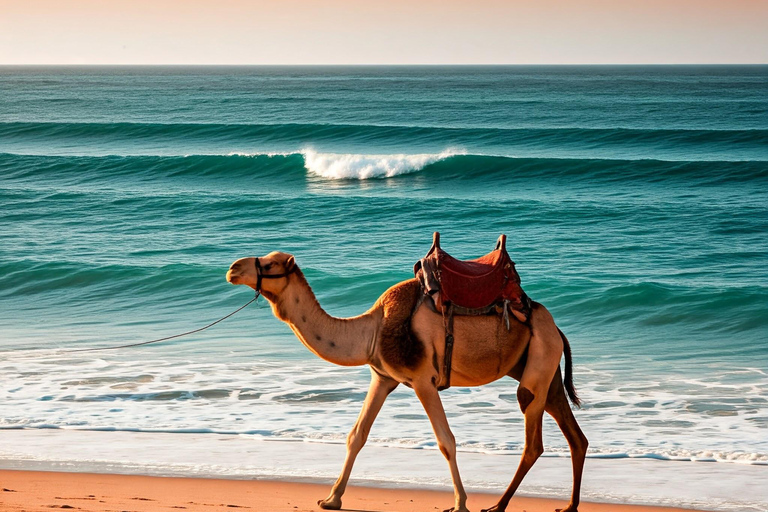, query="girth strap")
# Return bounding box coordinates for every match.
[439,302,455,391]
